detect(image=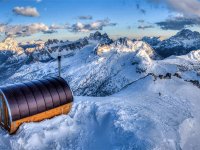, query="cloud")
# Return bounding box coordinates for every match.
[78,15,93,20]
[137,19,154,30]
[68,19,117,32]
[0,18,116,36]
[136,3,146,14]
[0,24,6,34]
[49,24,68,30]
[127,26,132,30]
[138,20,145,23]
[36,0,42,2]
[0,23,49,37]
[25,23,49,35]
[42,30,57,34]
[140,9,146,14]
[148,0,200,18]
[156,16,200,30]
[138,25,154,30]
[13,6,39,17]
